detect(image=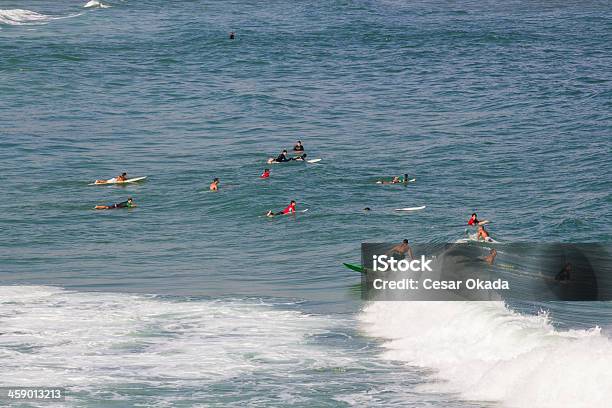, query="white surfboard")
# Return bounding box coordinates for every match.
[263,208,309,218]
[90,176,147,185]
[307,158,322,163]
[394,206,426,211]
